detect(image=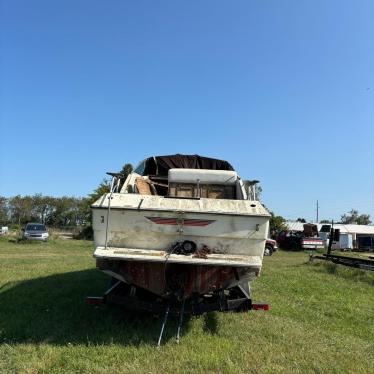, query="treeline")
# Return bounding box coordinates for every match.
[0,194,90,227]
[0,163,134,229]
